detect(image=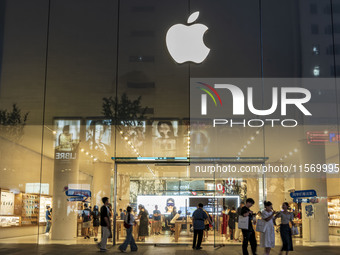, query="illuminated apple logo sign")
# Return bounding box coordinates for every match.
[166,12,210,64]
